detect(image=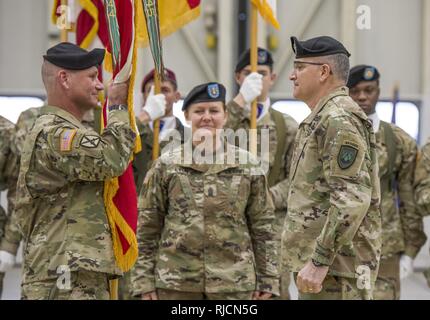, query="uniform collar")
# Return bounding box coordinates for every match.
[367,112,380,132]
[42,105,83,128]
[302,86,349,124]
